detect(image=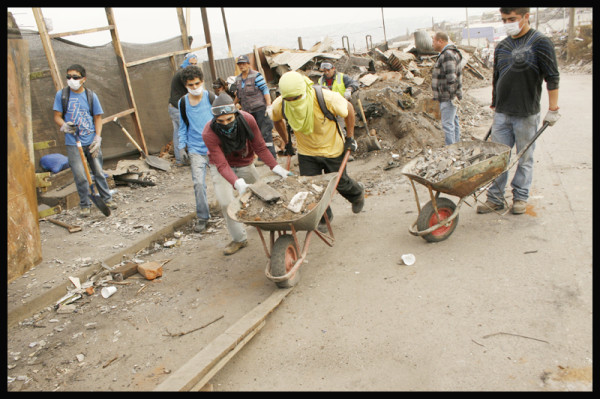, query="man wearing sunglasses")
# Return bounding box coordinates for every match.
[272,71,365,233]
[177,65,215,233]
[318,62,358,101]
[202,94,291,256]
[233,55,277,160]
[53,64,116,217]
